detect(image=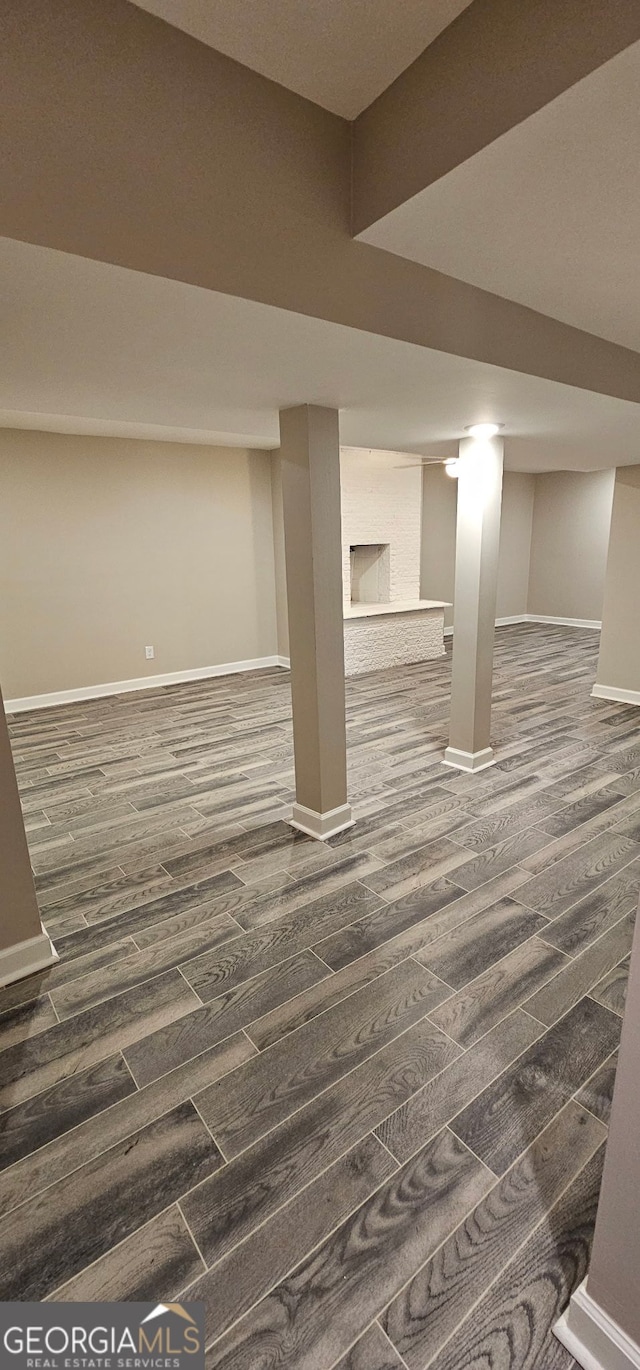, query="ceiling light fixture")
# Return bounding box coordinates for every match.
[444,458,460,479]
[464,423,504,439]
